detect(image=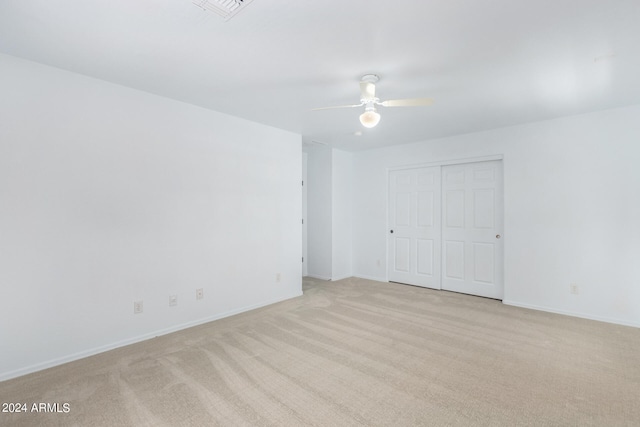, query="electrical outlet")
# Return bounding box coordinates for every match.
[376,259,381,267]
[169,295,178,307]
[134,300,143,314]
[570,283,579,295]
[196,288,204,300]
[276,273,281,282]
